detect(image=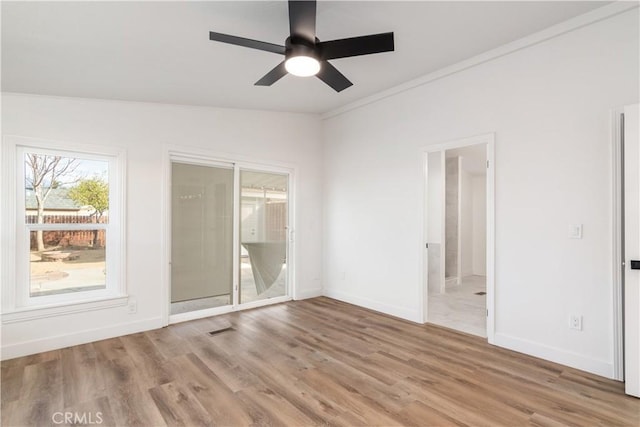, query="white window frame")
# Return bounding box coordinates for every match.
[1,136,127,322]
